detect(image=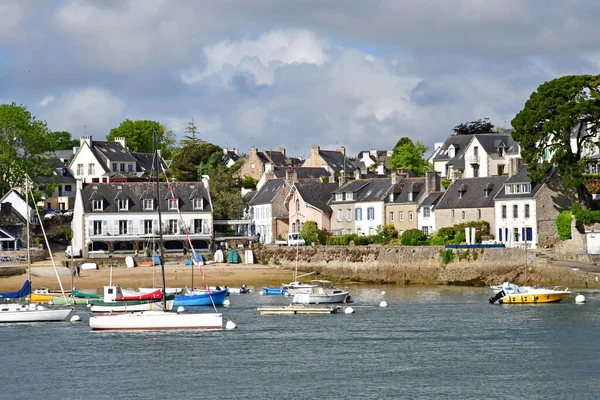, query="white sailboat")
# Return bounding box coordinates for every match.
[0,179,72,323]
[89,132,223,331]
